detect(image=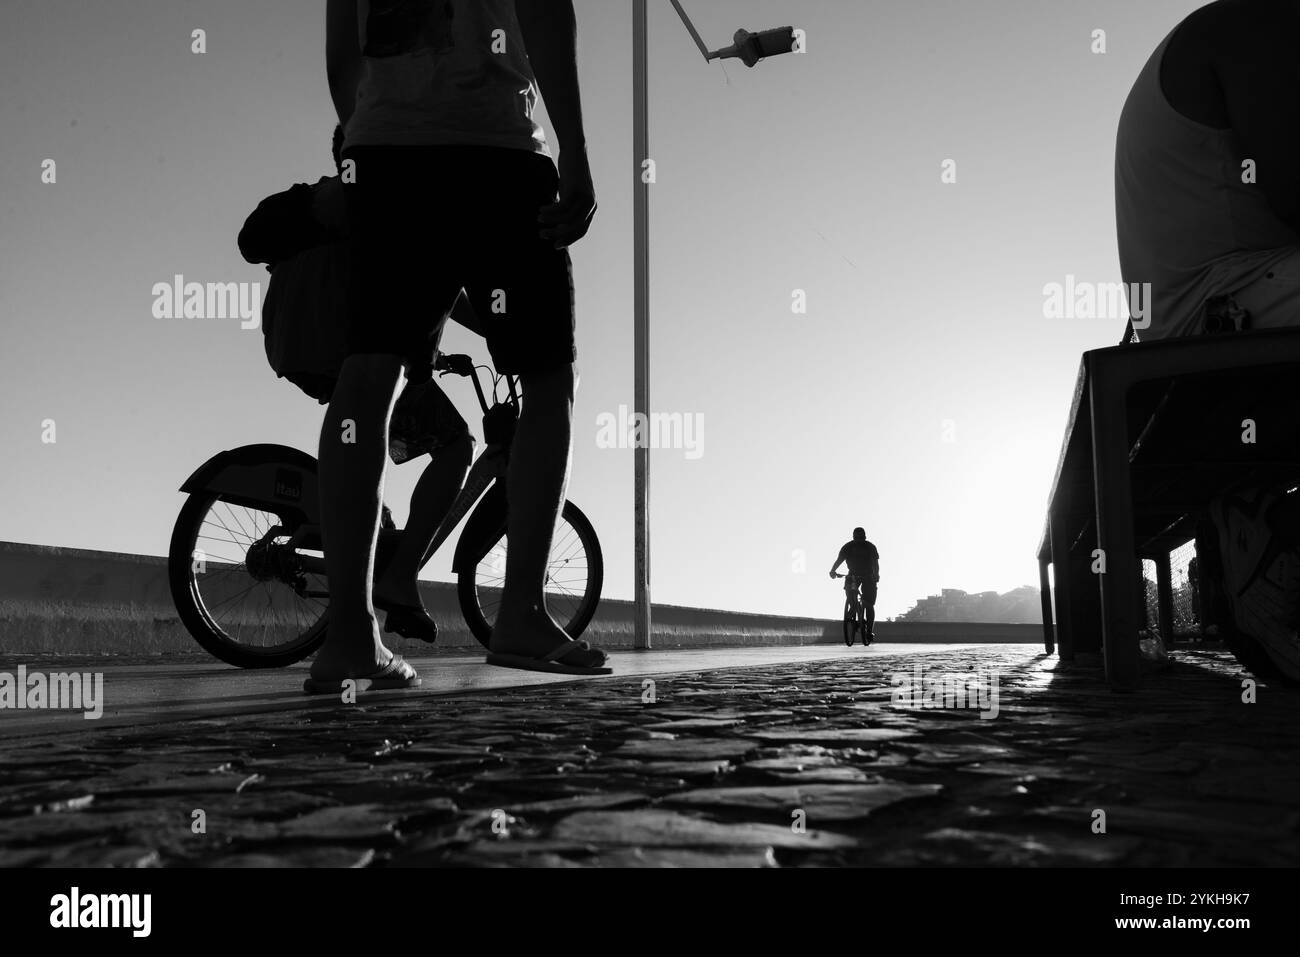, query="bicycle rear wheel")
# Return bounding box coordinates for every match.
[169,490,329,668]
[458,499,603,649]
[843,597,857,646]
